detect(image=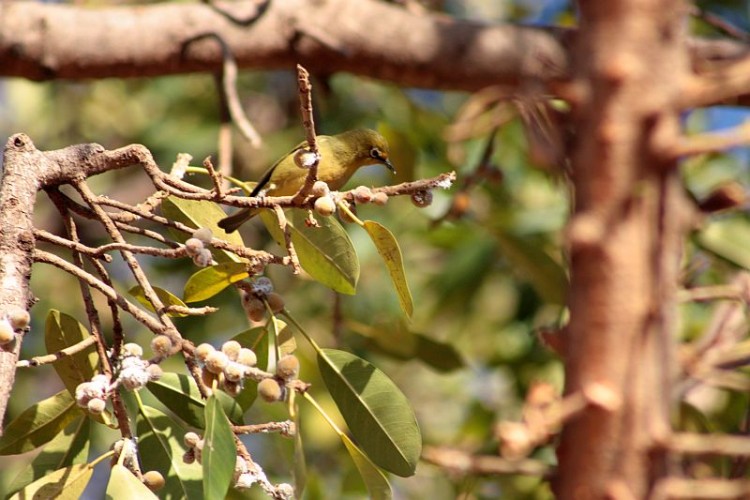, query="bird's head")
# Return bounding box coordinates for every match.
[344,129,396,174]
